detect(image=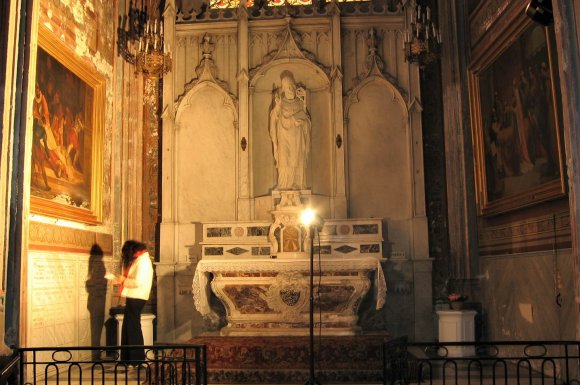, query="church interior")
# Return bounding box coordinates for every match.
[1,0,580,383]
